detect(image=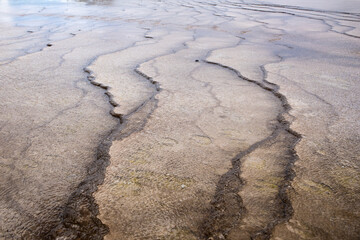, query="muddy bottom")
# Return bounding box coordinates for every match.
[0,0,359,239]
